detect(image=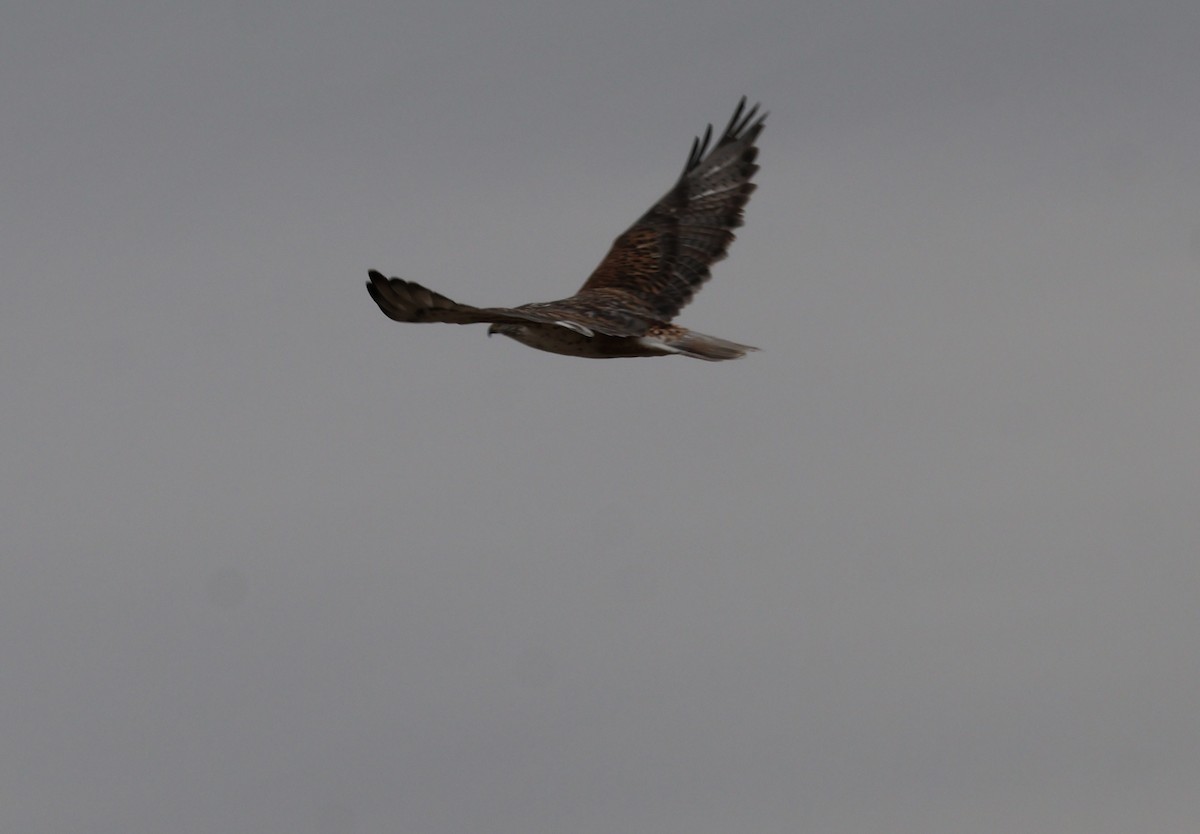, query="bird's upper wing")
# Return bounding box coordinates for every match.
[571,97,766,324]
